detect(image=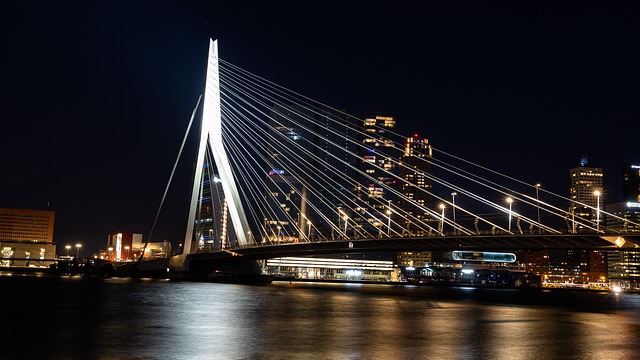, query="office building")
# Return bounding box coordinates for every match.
[354,112,399,237]
[623,163,640,203]
[0,207,56,267]
[555,157,606,285]
[605,162,640,290]
[397,133,433,235]
[568,156,604,233]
